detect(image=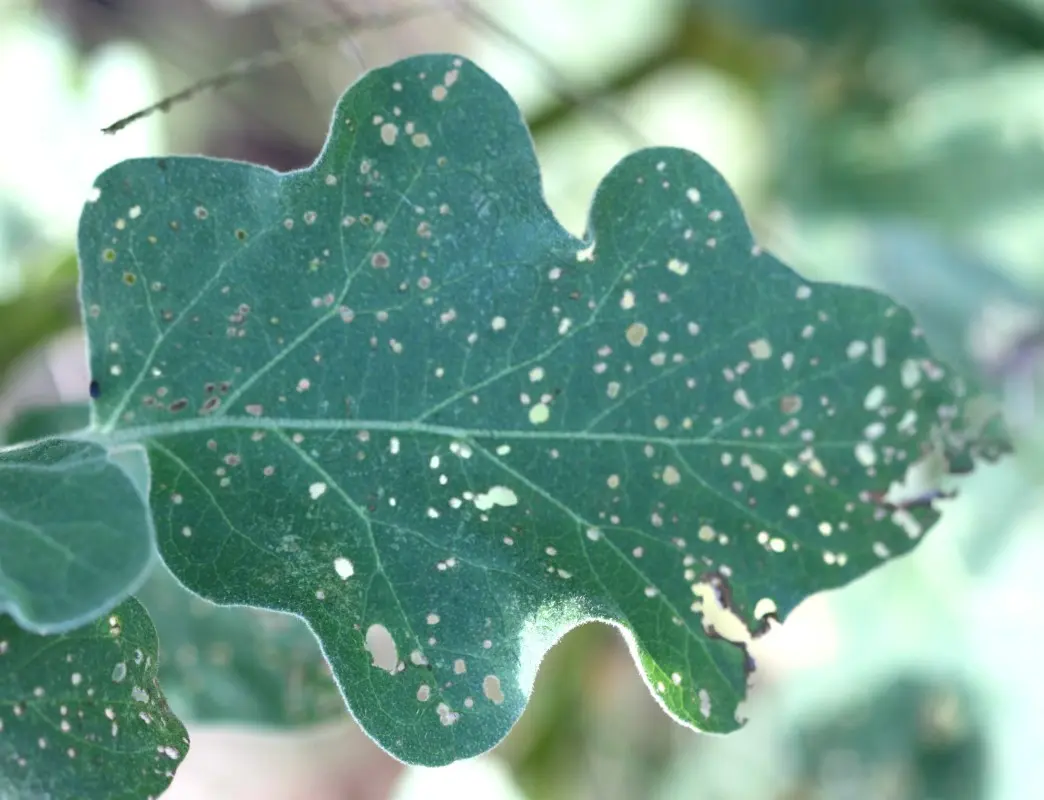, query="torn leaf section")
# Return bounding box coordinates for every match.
[866,224,1028,436]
